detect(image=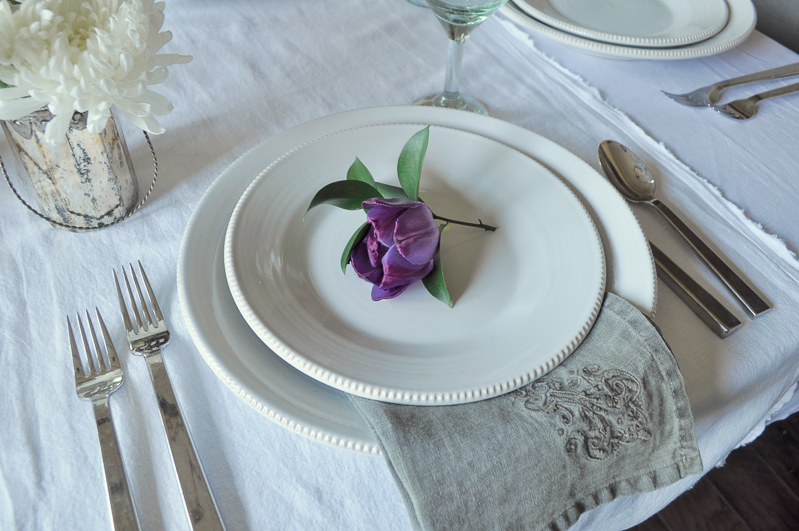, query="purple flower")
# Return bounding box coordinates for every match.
[349,197,439,301]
